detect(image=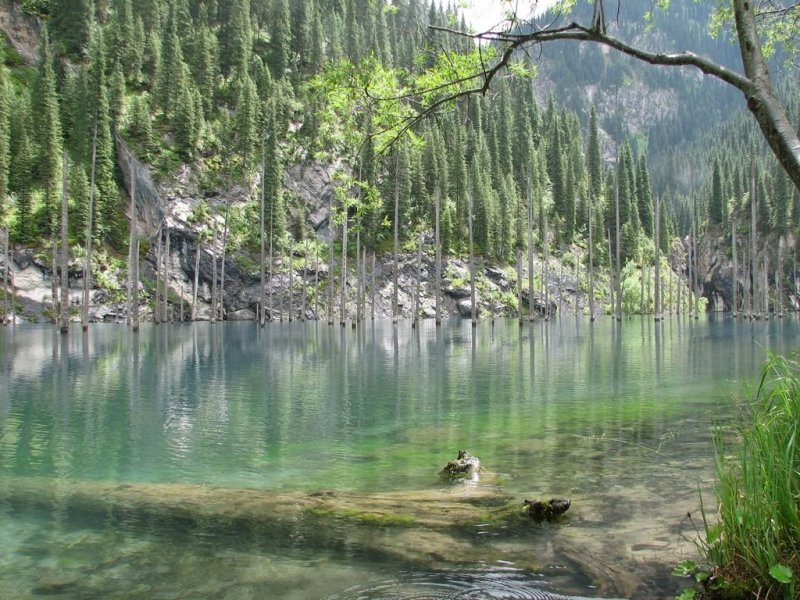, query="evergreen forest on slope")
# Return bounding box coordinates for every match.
[0,0,799,322]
